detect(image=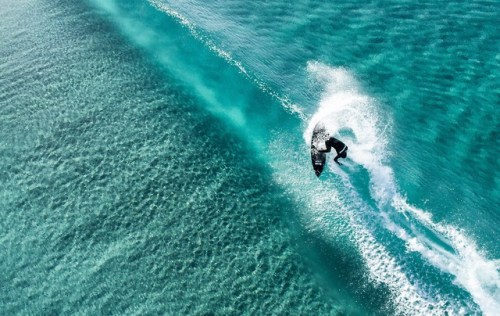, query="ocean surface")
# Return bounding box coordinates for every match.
[1,0,498,314]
